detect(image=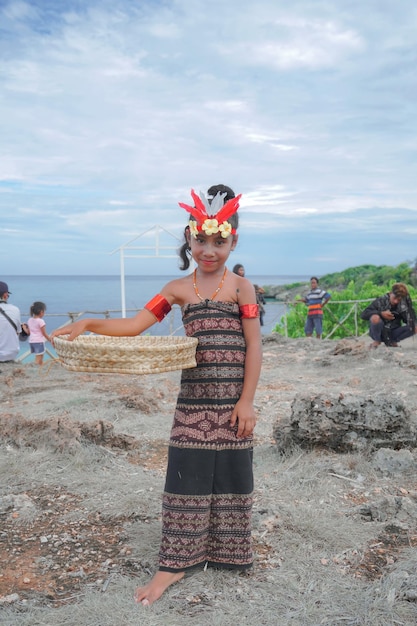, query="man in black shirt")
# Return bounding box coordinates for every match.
[361,282,416,349]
